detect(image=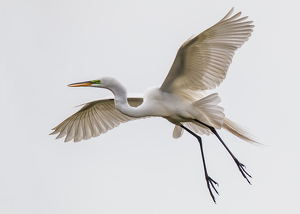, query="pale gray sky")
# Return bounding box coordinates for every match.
[1,0,300,213]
